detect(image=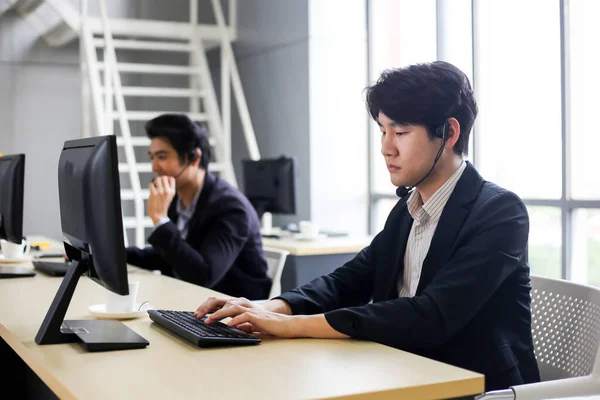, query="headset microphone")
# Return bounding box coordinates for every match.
[172,161,191,180]
[396,121,449,199]
[153,149,197,183]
